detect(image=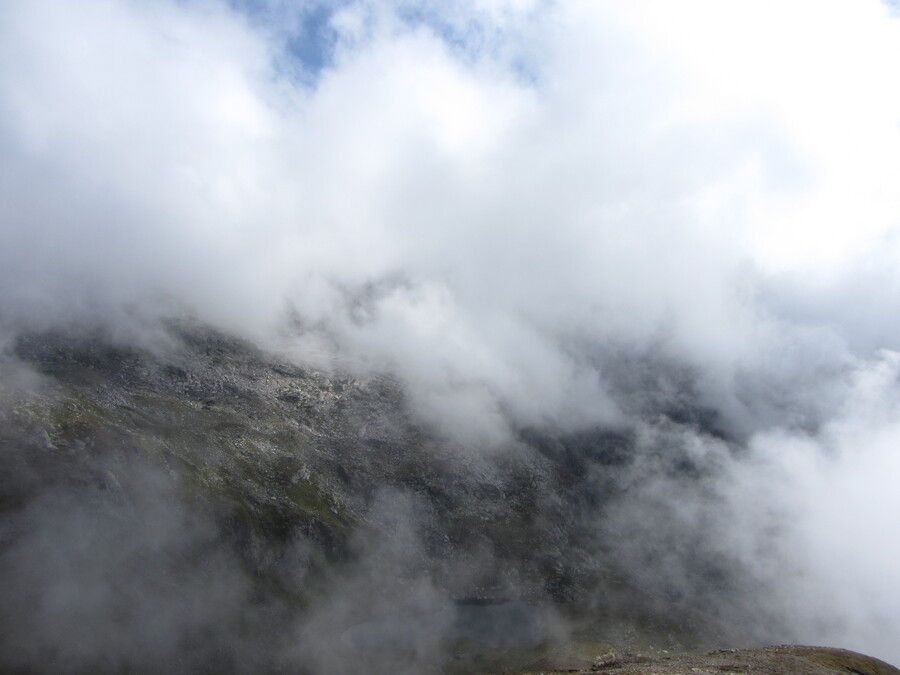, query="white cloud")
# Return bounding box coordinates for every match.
[3,0,900,429]
[4,0,900,433]
[719,351,900,661]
